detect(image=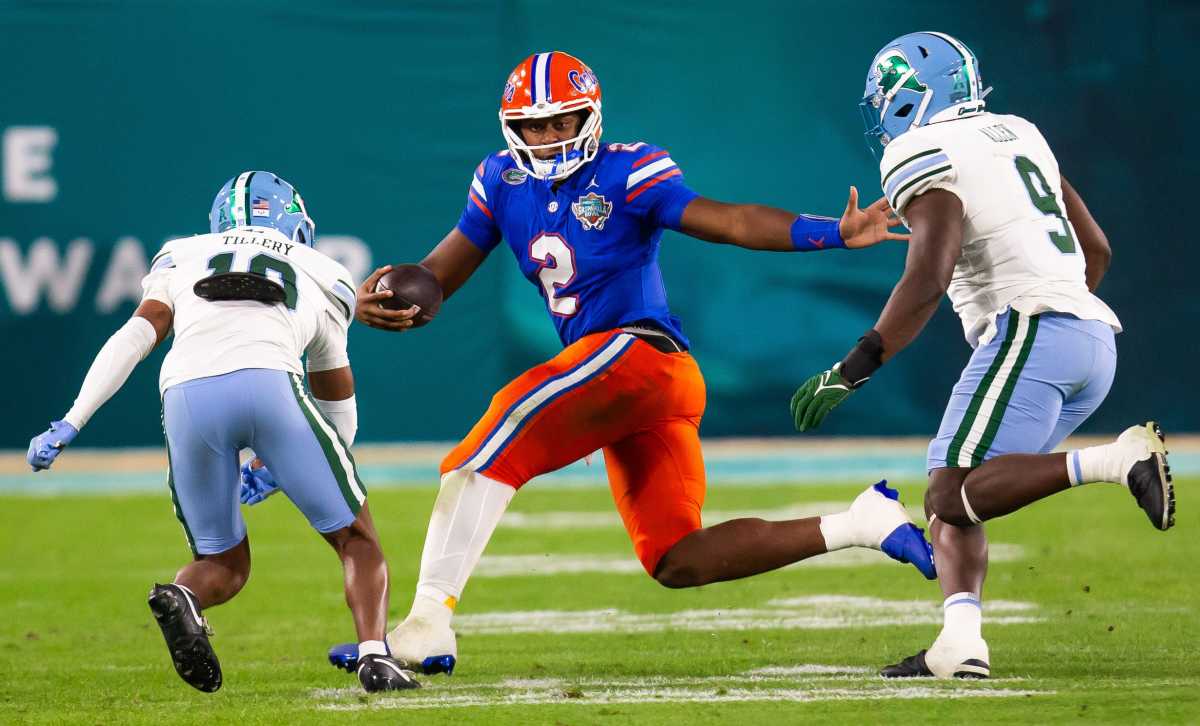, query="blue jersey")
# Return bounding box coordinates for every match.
[456,142,698,348]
